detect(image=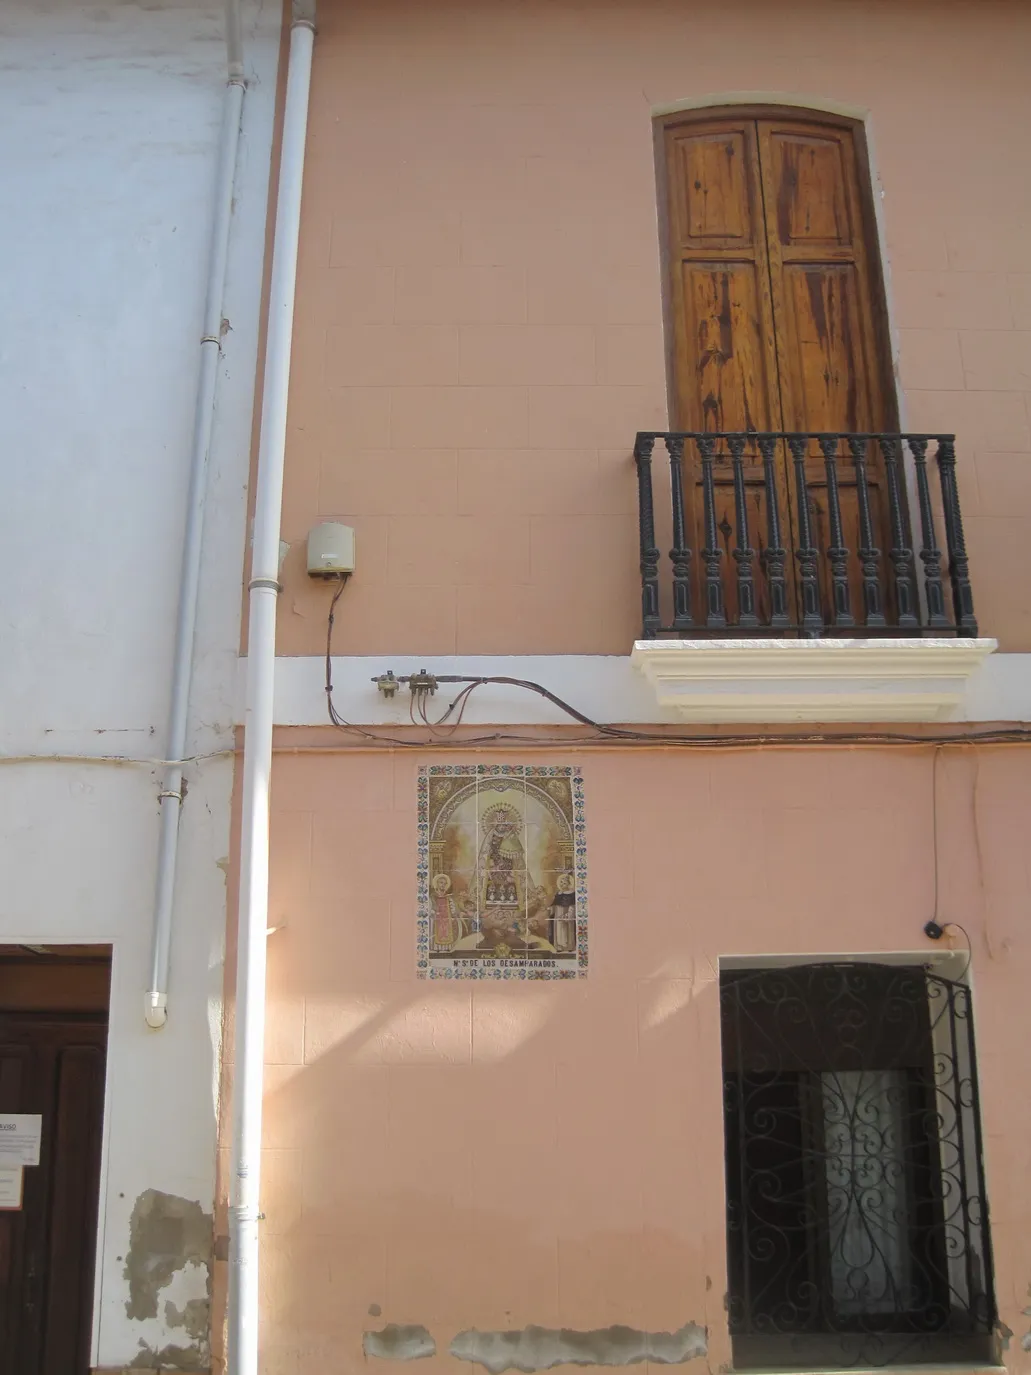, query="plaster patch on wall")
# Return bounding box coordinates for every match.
[123,1190,213,1369]
[450,1321,708,1373]
[364,1323,437,1360]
